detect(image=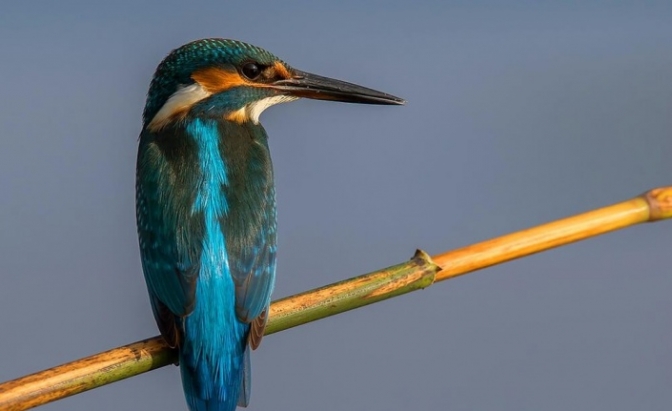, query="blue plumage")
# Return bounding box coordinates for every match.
[136,38,403,411]
[180,118,243,410]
